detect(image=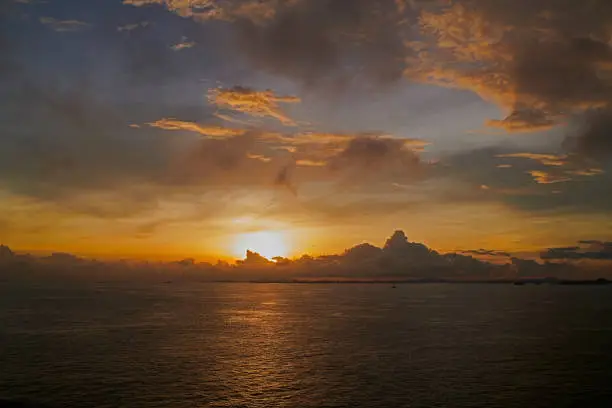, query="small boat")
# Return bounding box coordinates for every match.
[392,284,397,288]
